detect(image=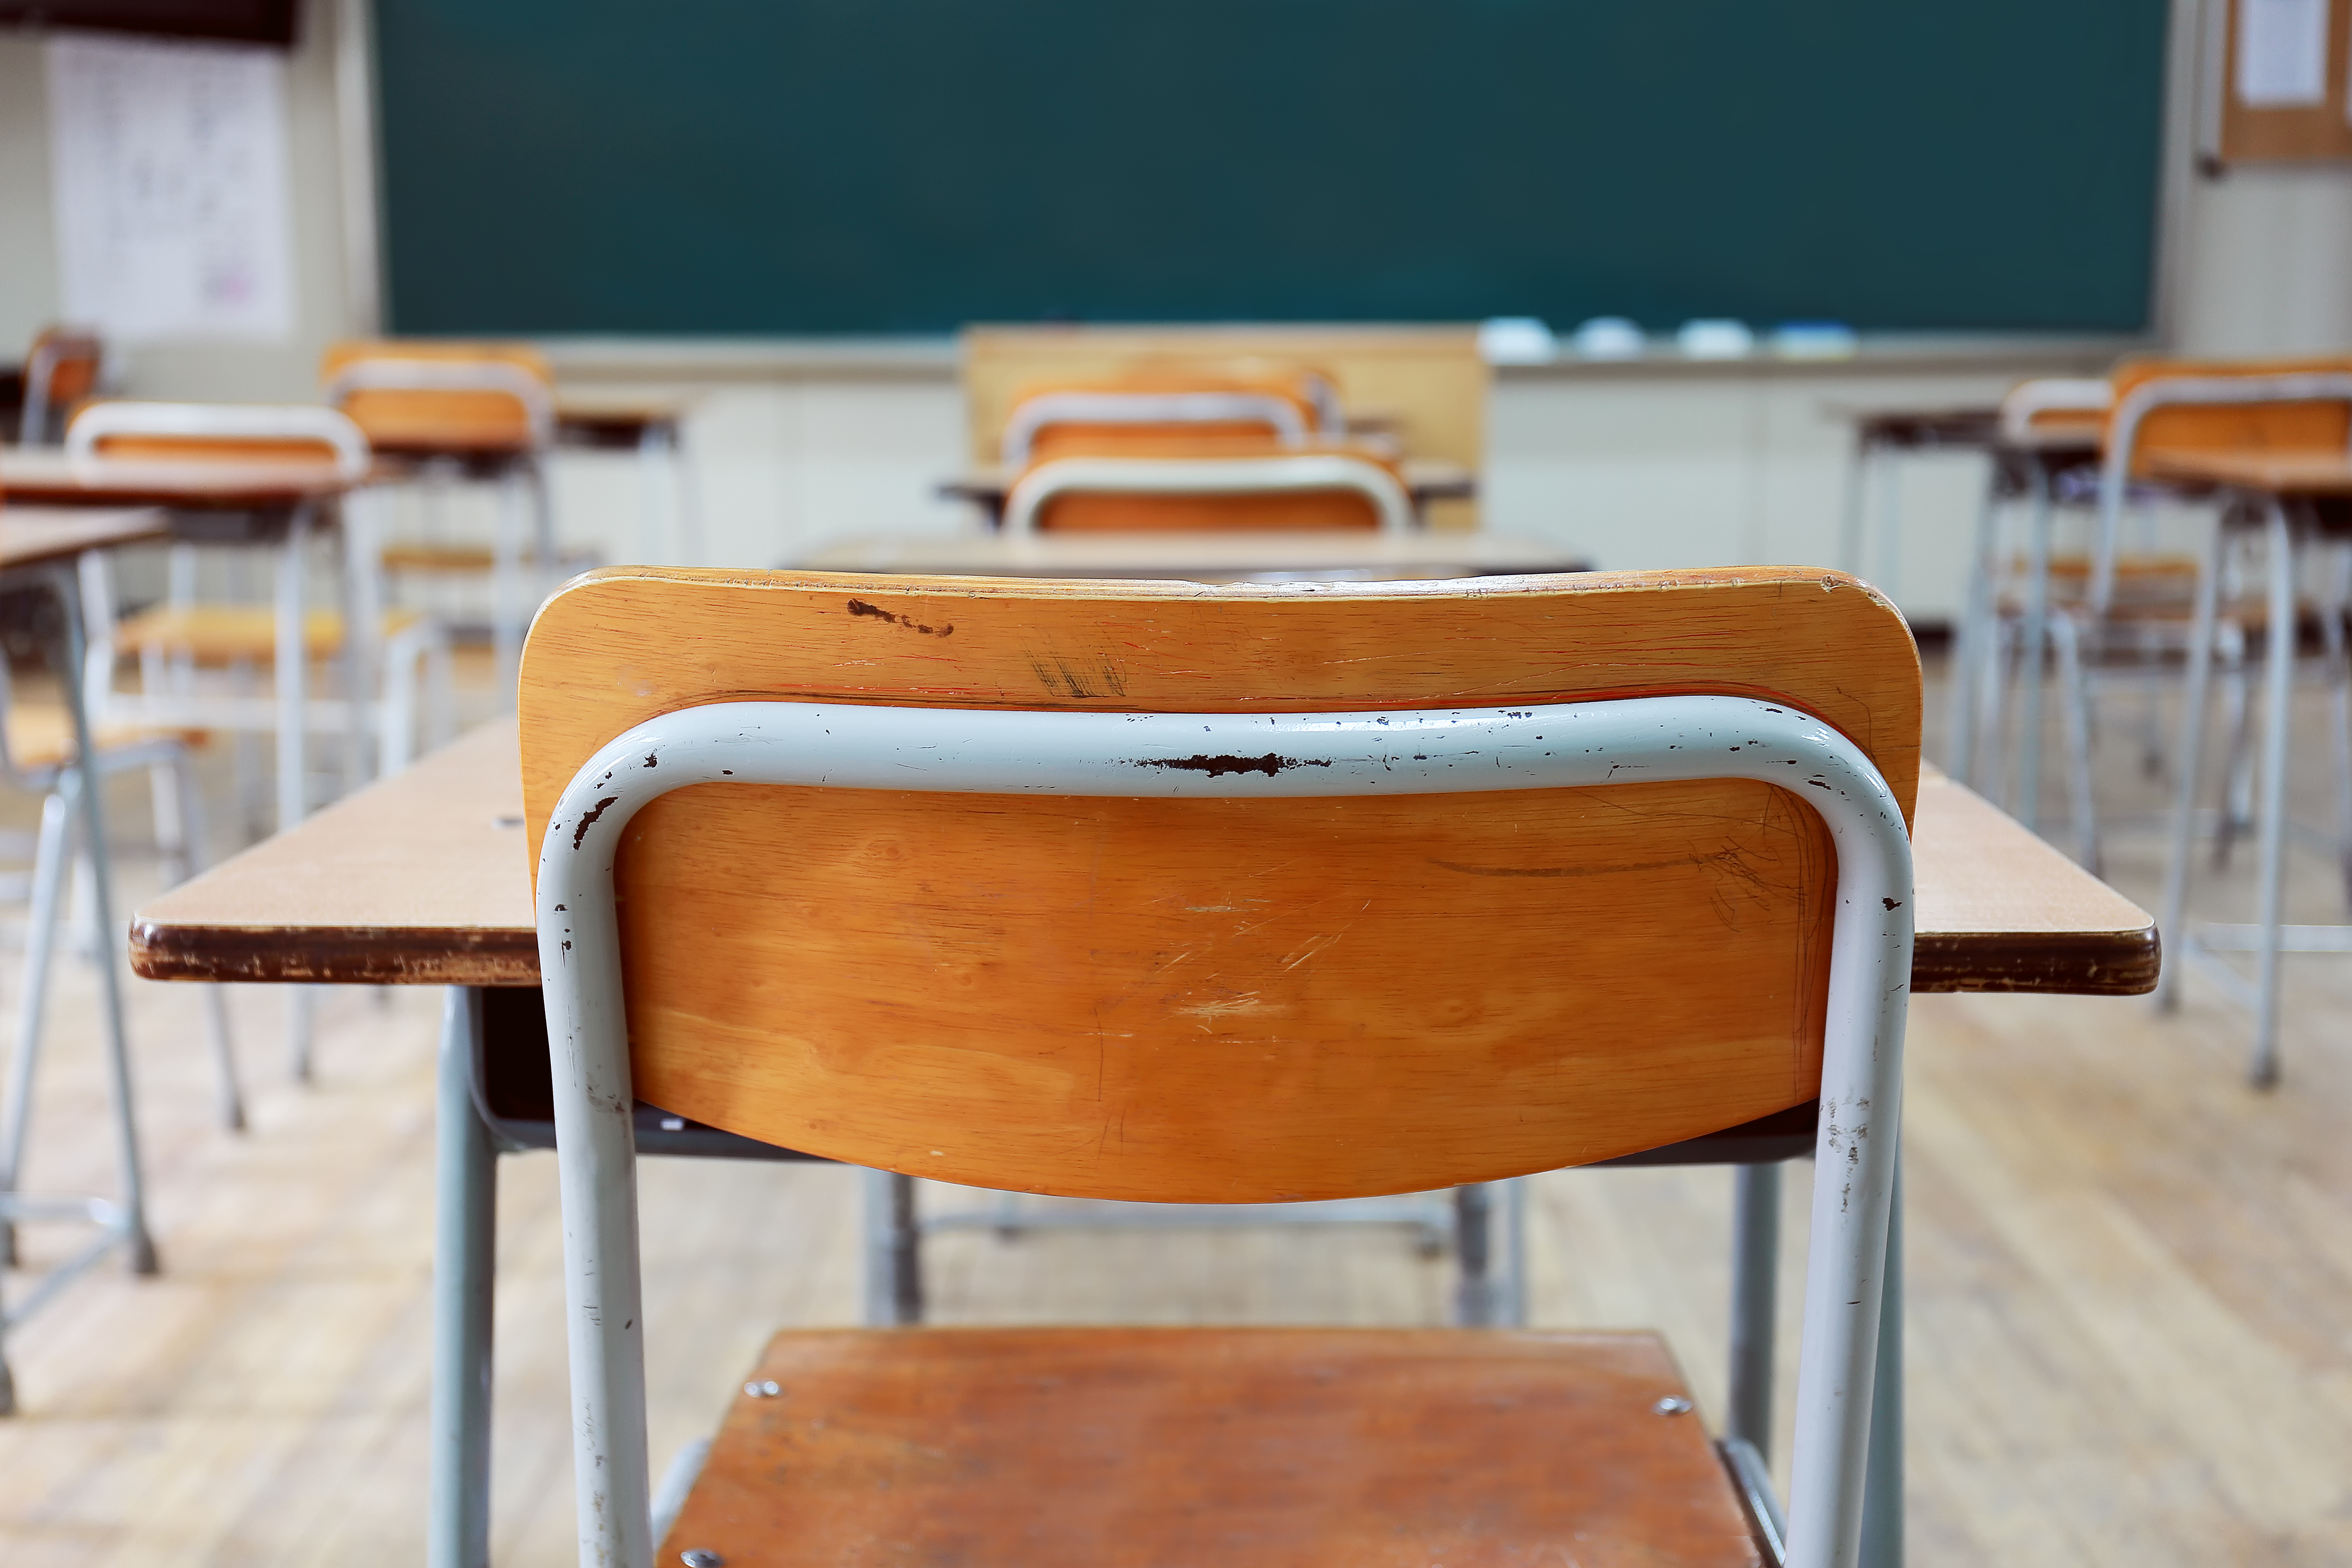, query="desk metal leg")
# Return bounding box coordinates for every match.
[431,986,496,1568]
[1452,1183,1494,1326]
[2017,460,2053,833]
[1726,1162,1782,1458]
[54,564,155,1278]
[1859,1157,1904,1568]
[861,1169,922,1326]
